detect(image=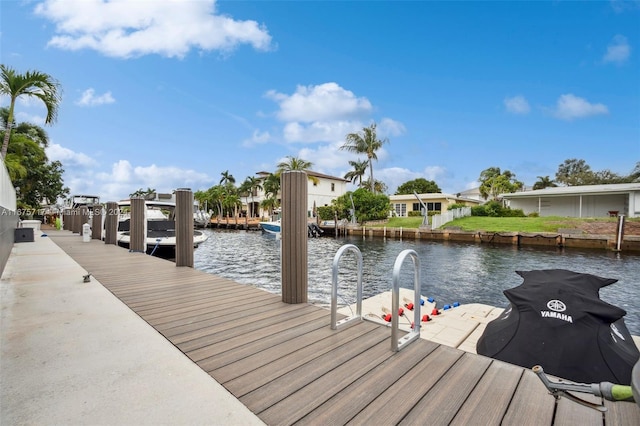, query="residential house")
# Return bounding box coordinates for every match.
[388,193,481,217]
[501,183,640,218]
[249,171,349,219]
